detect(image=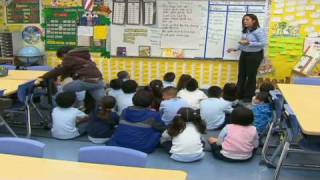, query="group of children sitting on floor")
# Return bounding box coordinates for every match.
[51,69,275,163]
